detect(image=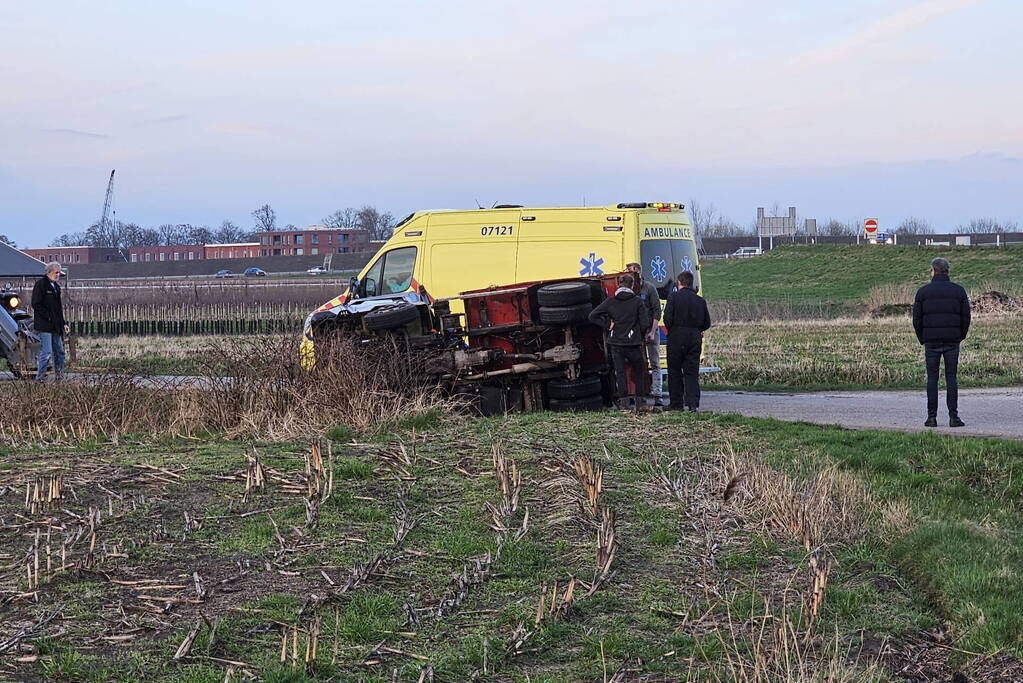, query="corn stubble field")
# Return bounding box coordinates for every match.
[3,245,1022,680]
[3,394,1023,682]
